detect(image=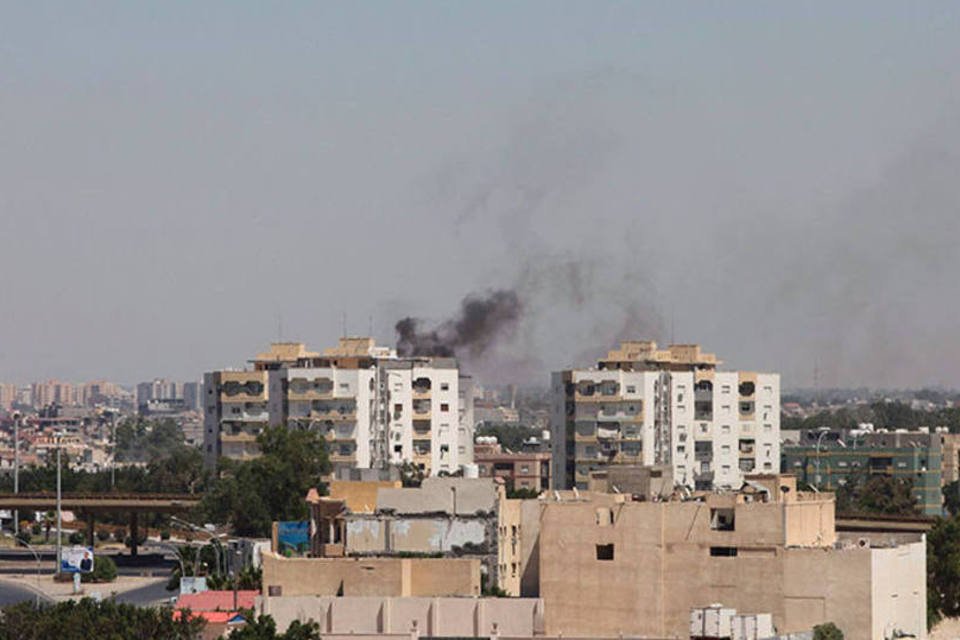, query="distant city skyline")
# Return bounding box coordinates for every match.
[2,3,959,388]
